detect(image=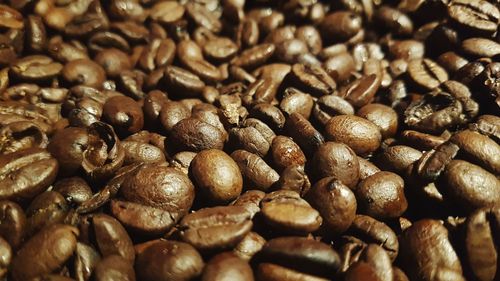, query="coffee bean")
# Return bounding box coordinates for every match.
[26,191,69,237]
[325,115,382,156]
[374,6,413,36]
[93,255,135,281]
[233,231,266,261]
[376,145,423,174]
[10,55,63,82]
[89,213,135,263]
[287,63,337,97]
[284,113,325,156]
[135,240,204,281]
[179,205,252,251]
[231,149,280,191]
[400,219,464,281]
[311,142,360,188]
[320,12,363,42]
[62,59,106,89]
[190,149,243,204]
[323,52,356,82]
[356,171,408,219]
[0,200,26,249]
[202,252,254,281]
[103,95,144,136]
[357,103,398,139]
[94,48,131,78]
[280,87,315,119]
[11,224,79,281]
[257,236,341,279]
[407,58,448,90]
[307,177,357,235]
[461,37,500,58]
[447,0,499,36]
[450,129,500,174]
[231,190,265,219]
[463,206,499,281]
[169,117,226,152]
[231,43,276,70]
[260,190,322,234]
